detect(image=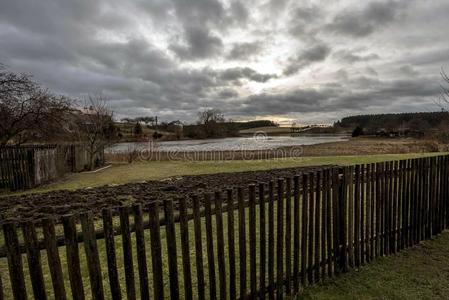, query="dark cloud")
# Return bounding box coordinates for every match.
[288,4,322,39]
[328,1,409,37]
[333,50,380,63]
[218,67,277,83]
[284,43,331,75]
[227,41,263,60]
[170,26,223,60]
[218,88,239,98]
